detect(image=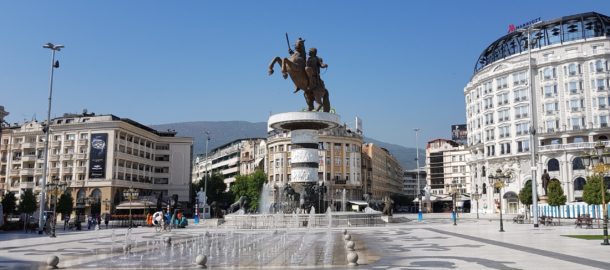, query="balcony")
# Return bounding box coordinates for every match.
[61,154,73,160]
[19,182,35,189]
[539,141,610,152]
[11,143,21,149]
[76,167,86,173]
[10,169,20,176]
[35,168,43,174]
[63,167,73,174]
[22,155,36,162]
[22,142,35,148]
[75,153,87,159]
[36,142,45,148]
[50,141,60,147]
[64,140,74,146]
[50,168,60,174]
[0,144,7,150]
[78,139,88,146]
[50,155,60,161]
[20,168,35,175]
